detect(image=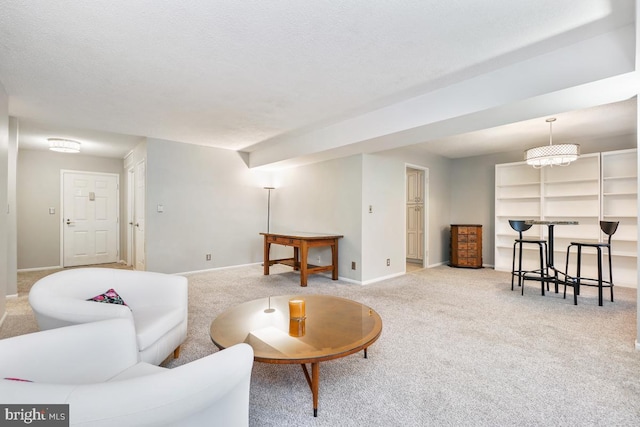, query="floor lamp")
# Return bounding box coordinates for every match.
[264,187,275,233]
